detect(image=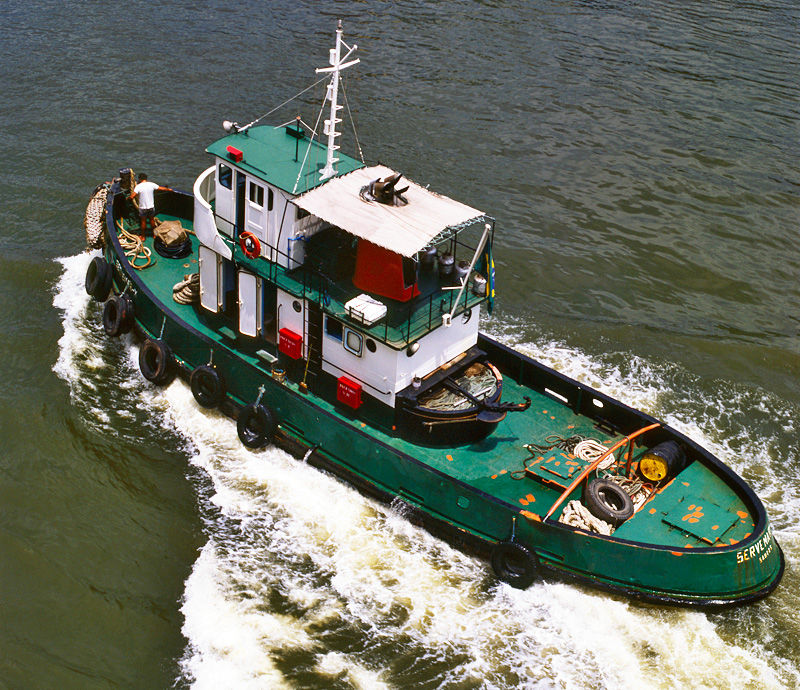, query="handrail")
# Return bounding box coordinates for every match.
[543,422,661,522]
